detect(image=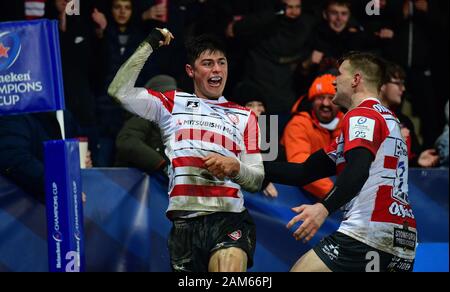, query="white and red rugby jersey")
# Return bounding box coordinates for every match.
[326,98,417,259]
[121,89,261,217]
